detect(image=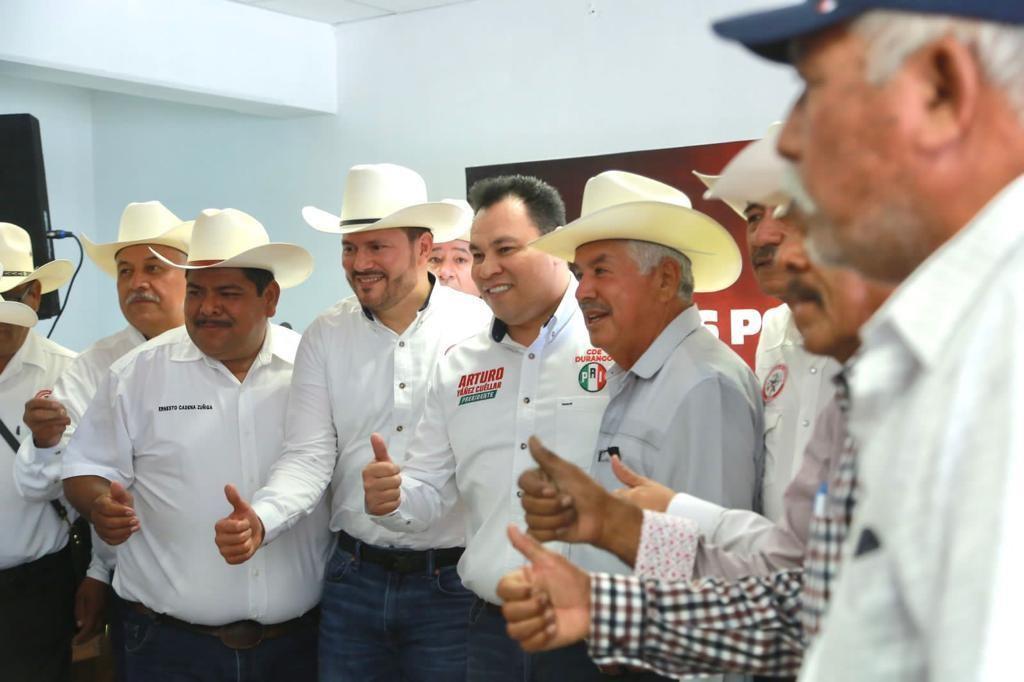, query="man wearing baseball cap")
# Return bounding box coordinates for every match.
[710,2,1024,678]
[0,229,78,681]
[62,209,331,681]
